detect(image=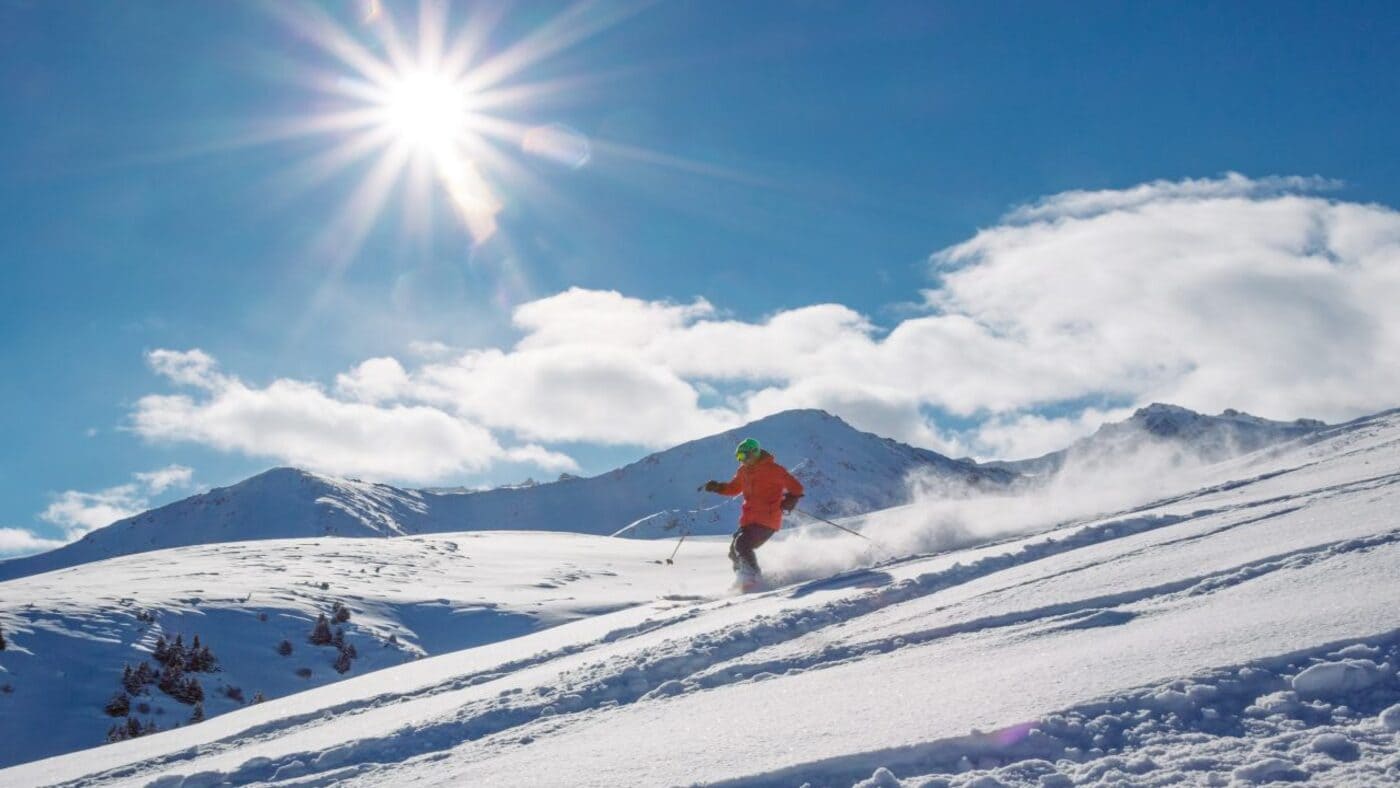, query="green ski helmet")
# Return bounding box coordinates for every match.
[735,438,761,462]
